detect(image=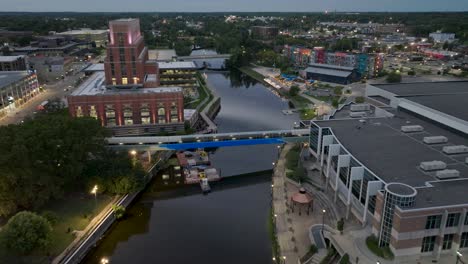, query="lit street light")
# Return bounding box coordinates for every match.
[456,251,463,264]
[321,209,326,237]
[101,257,109,264]
[91,185,98,205]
